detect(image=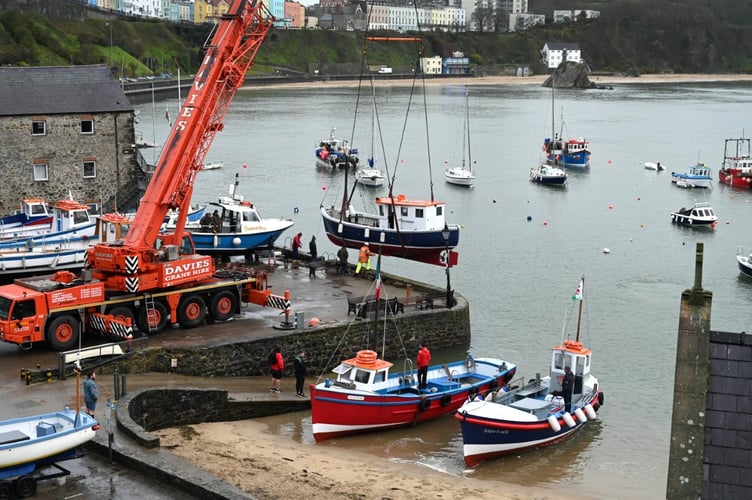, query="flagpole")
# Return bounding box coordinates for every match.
[372,250,382,353]
[575,276,584,342]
